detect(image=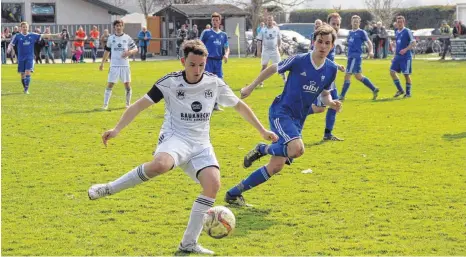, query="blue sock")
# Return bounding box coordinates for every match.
[227,166,270,196]
[325,108,337,136]
[393,79,403,92]
[24,75,31,91]
[361,77,376,91]
[258,144,268,155]
[406,83,411,95]
[21,78,25,89]
[340,80,351,97]
[266,143,288,157]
